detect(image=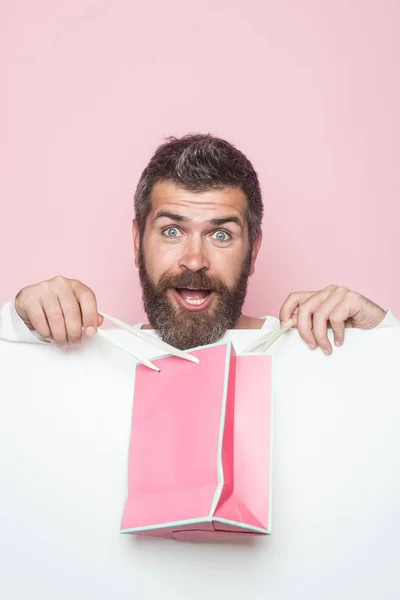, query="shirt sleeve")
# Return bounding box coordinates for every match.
[0,300,50,344]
